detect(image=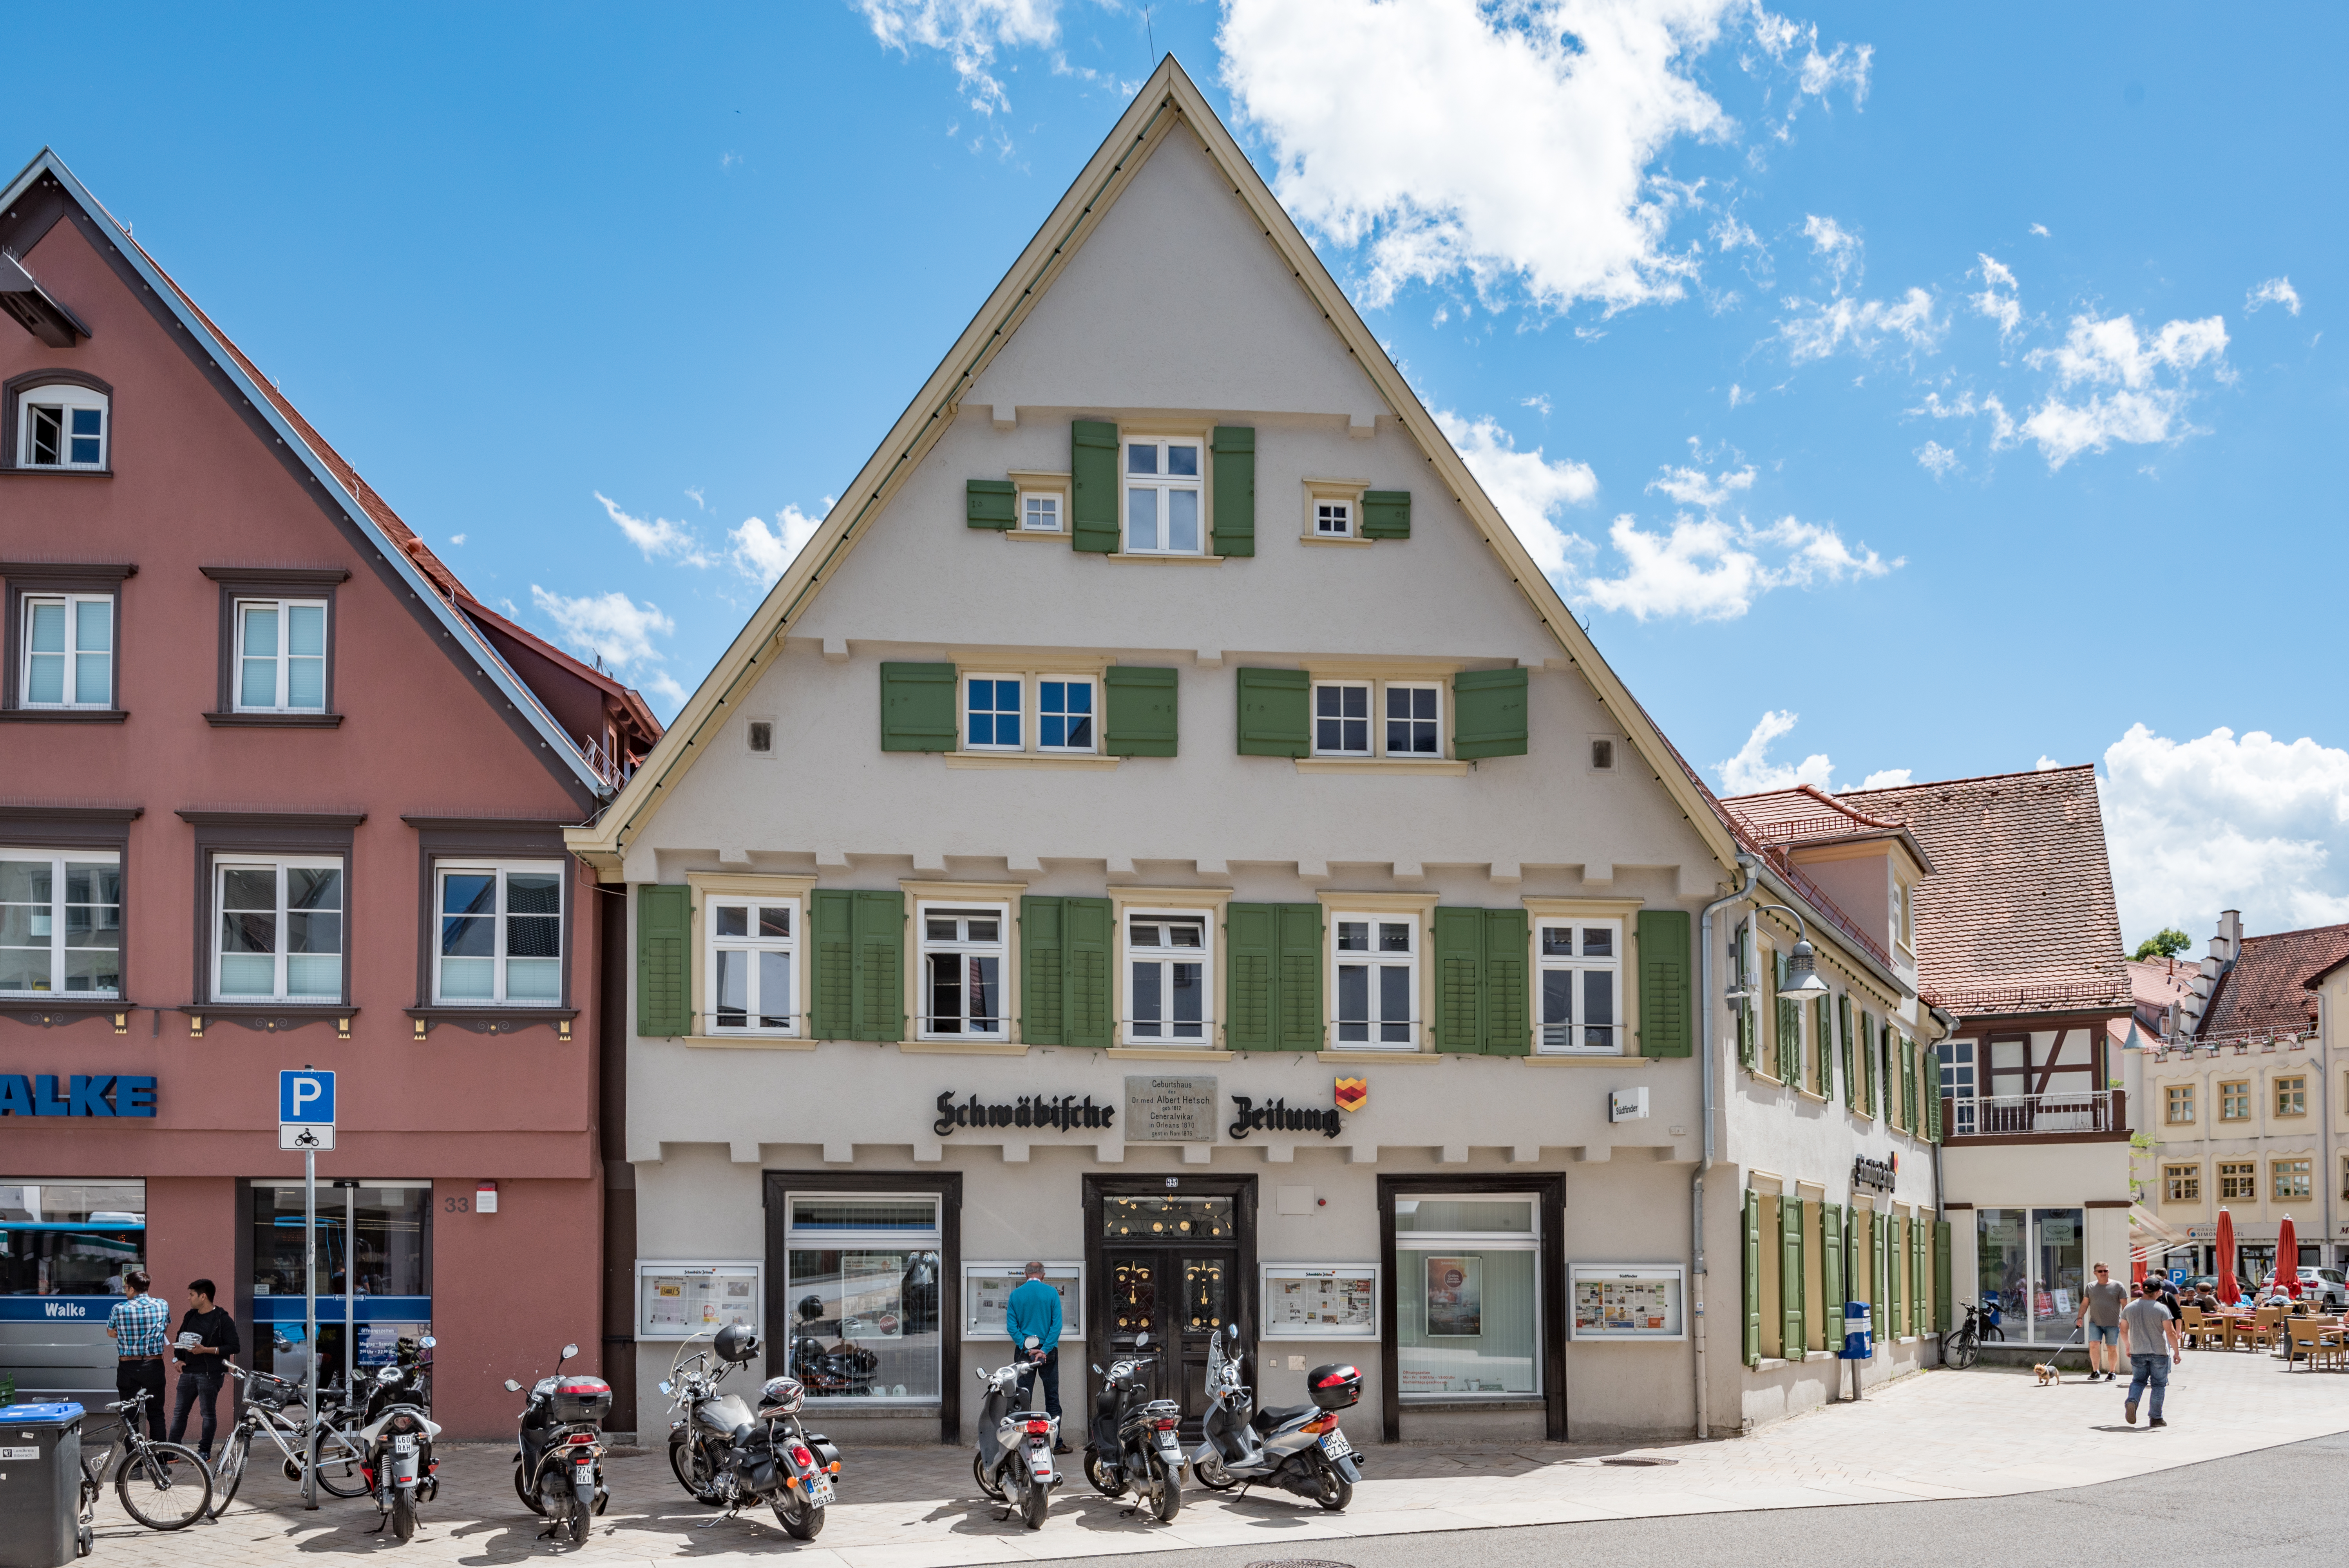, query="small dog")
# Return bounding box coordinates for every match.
[2034,1363,2061,1386]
